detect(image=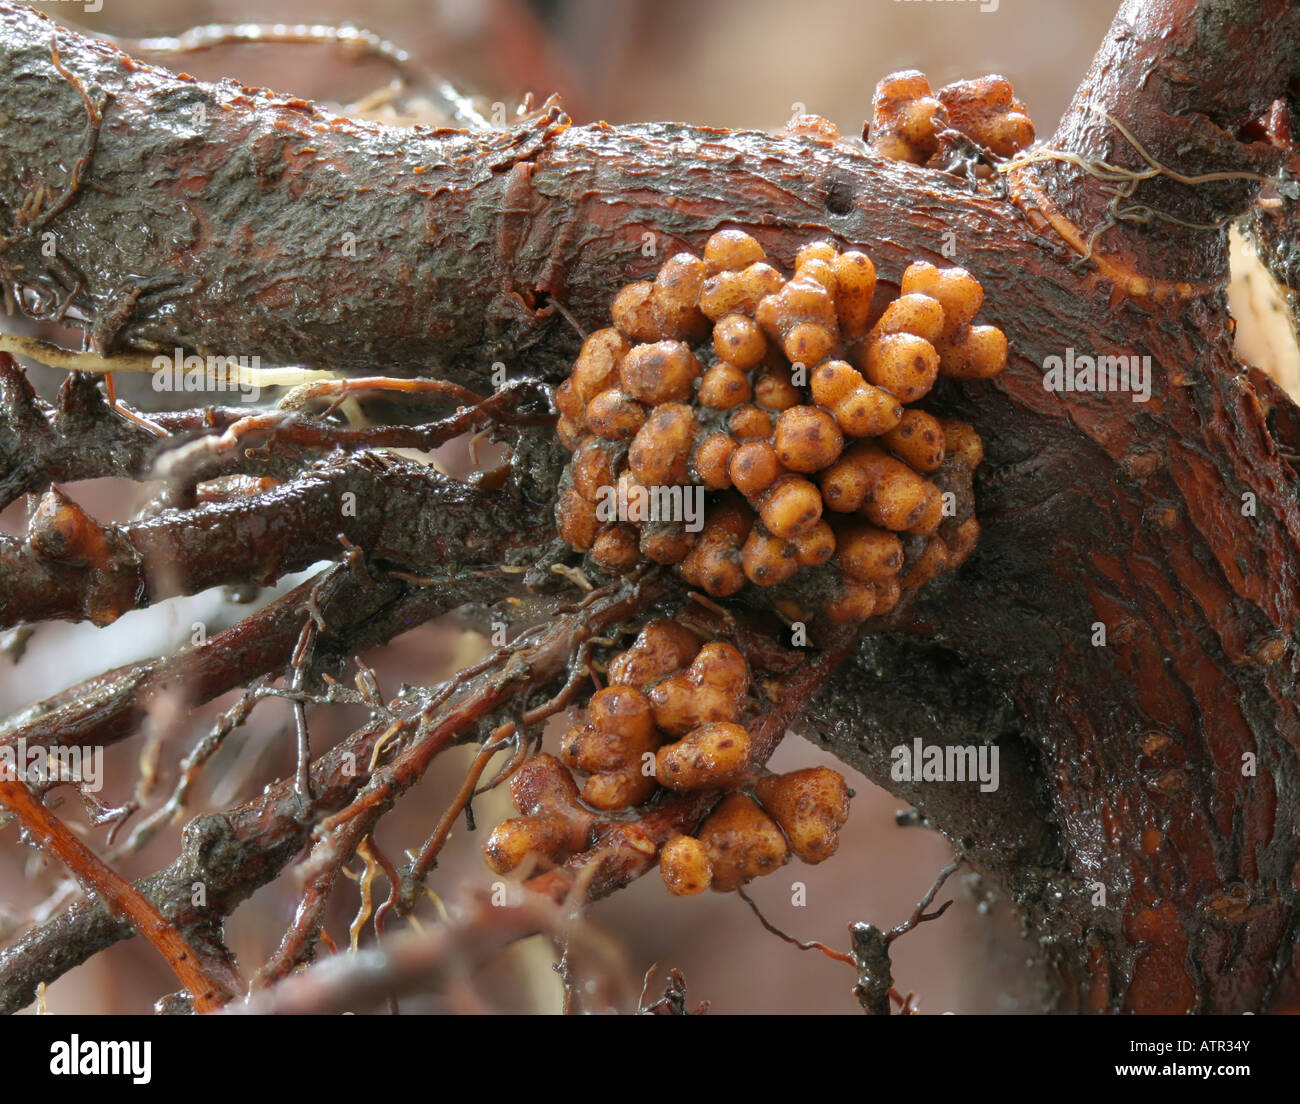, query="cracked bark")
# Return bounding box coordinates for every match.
[0,446,551,628]
[1,0,1299,1012]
